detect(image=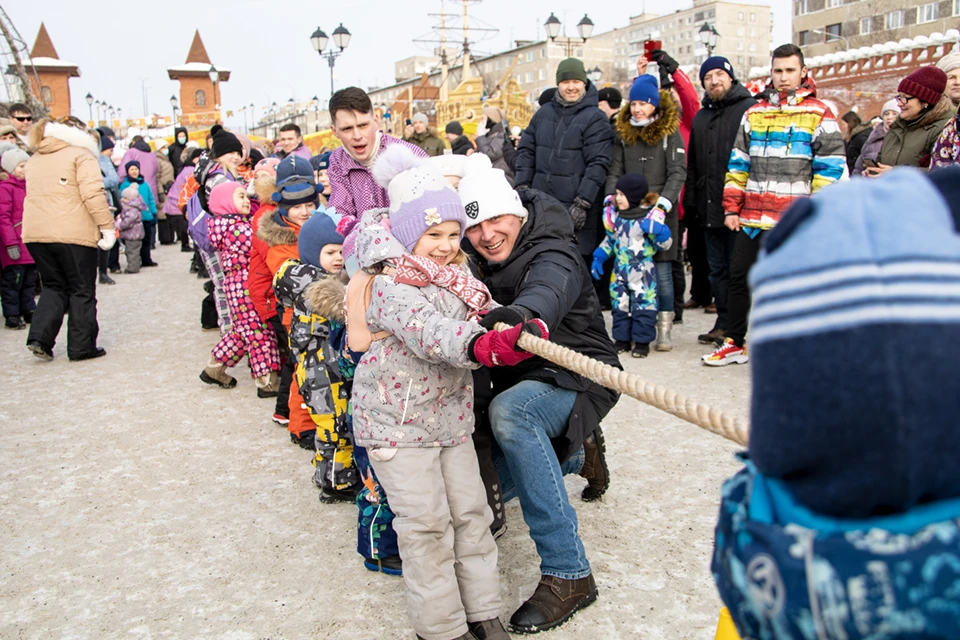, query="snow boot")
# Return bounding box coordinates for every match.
[613,340,631,353]
[655,311,674,352]
[632,343,649,358]
[255,371,279,398]
[200,358,237,388]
